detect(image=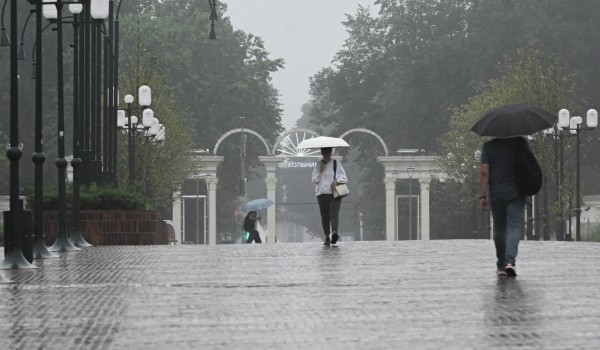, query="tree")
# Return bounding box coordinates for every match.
[118,0,284,232]
[440,46,580,236]
[305,1,600,239]
[117,56,194,216]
